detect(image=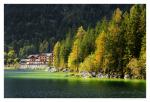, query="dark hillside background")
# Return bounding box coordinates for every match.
[4,4,132,58]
